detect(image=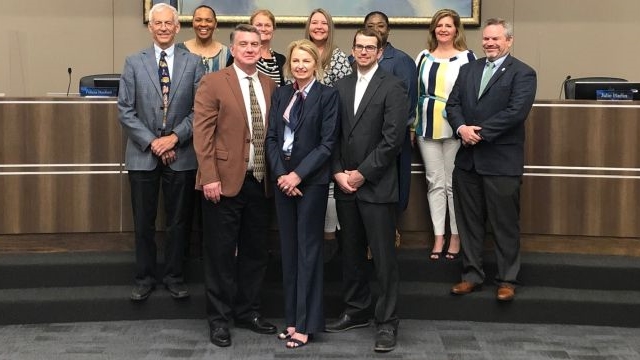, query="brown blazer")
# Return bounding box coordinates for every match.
[193,66,277,197]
